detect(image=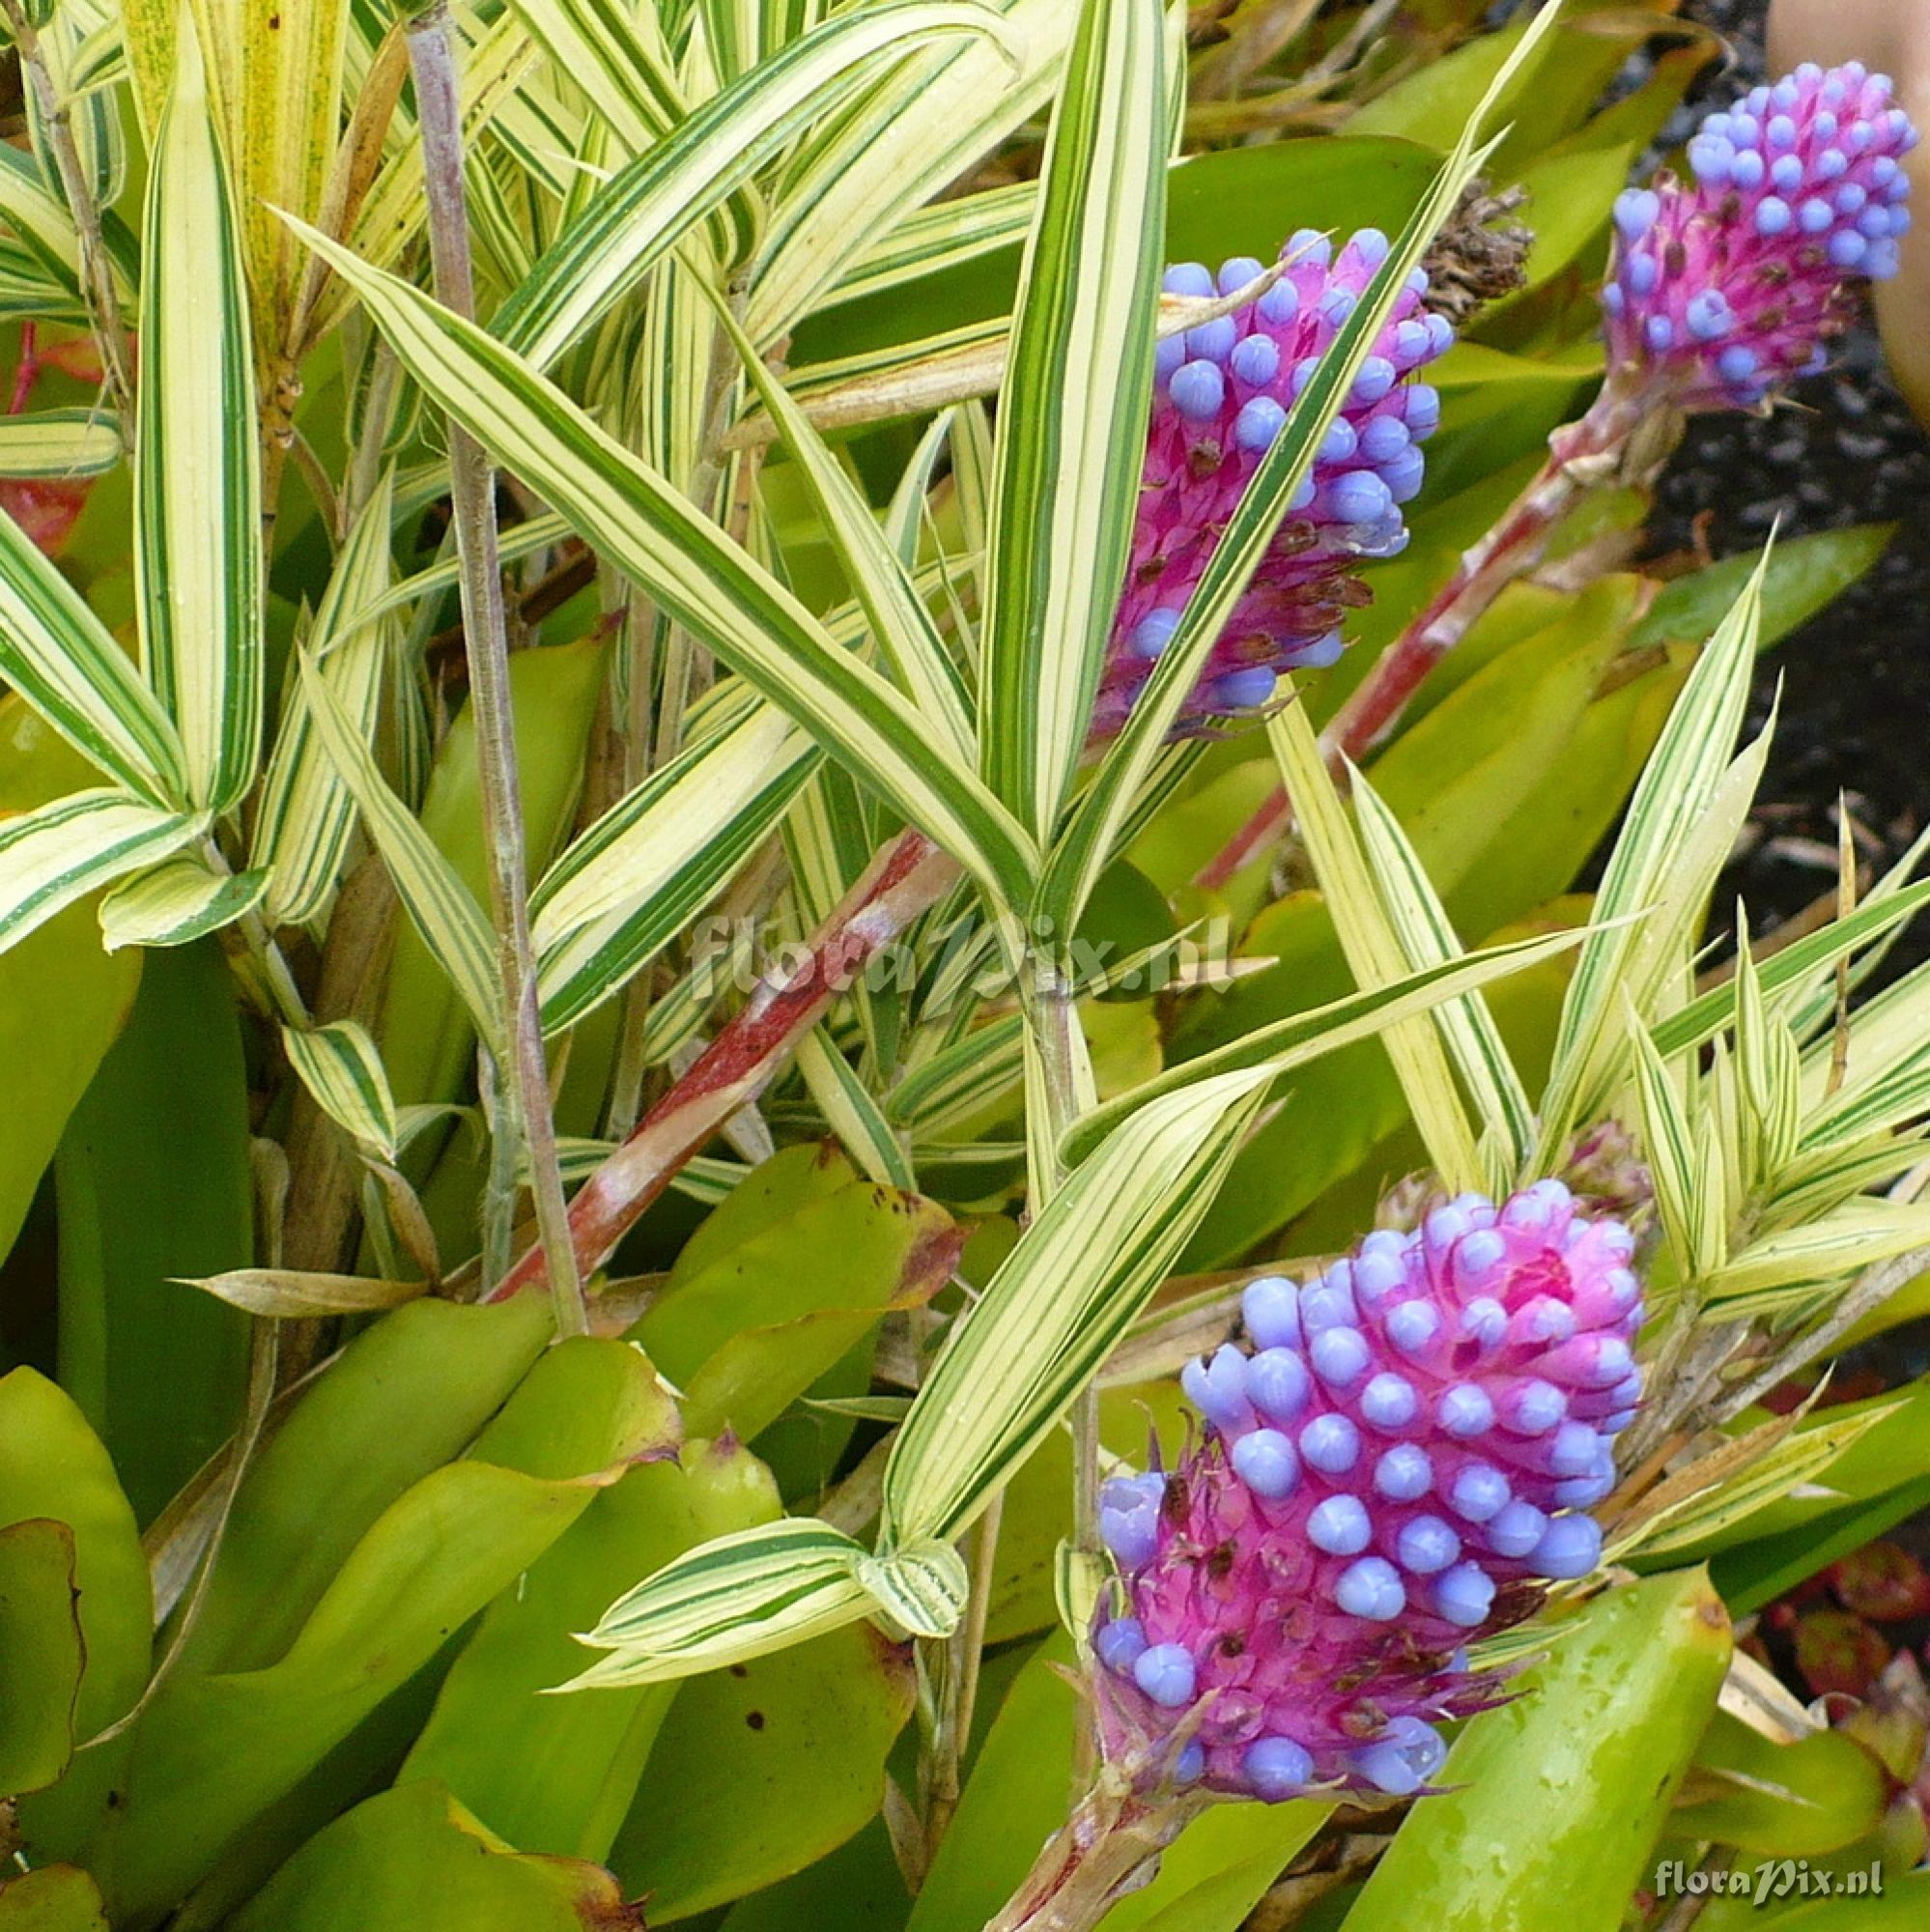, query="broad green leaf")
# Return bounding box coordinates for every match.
[0,789,203,960]
[251,470,398,928]
[0,1864,111,1930]
[134,23,262,816]
[1630,526,1895,657]
[86,1340,674,1921]
[281,1019,401,1161]
[0,700,142,1267]
[609,1621,916,1920]
[227,1779,639,1932]
[0,410,121,479]
[495,3,1017,366]
[0,506,186,804]
[1669,1713,1887,1859]
[97,855,269,952]
[903,1634,1078,1932]
[884,1064,1270,1546]
[298,650,501,1049]
[173,1295,553,1680]
[1,1370,150,1863]
[632,1144,957,1444]
[531,683,818,1031]
[401,1435,775,1861]
[1343,1570,1732,1932]
[287,215,1037,908]
[0,1518,84,1799]
[51,941,253,1527]
[977,0,1163,836]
